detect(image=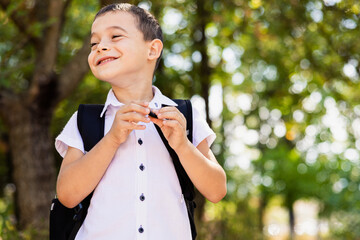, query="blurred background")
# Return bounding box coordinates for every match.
[1,0,360,239]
